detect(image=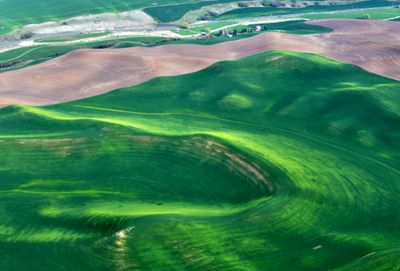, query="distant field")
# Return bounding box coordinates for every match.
[227,20,332,35]
[304,7,400,20]
[143,0,238,23]
[0,51,399,270]
[174,19,332,36]
[257,20,332,34]
[0,0,203,35]
[216,0,395,20]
